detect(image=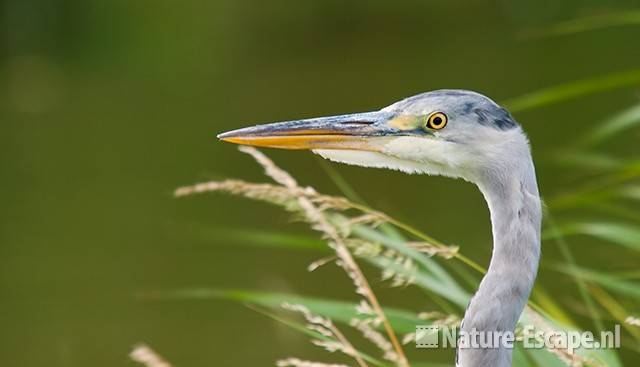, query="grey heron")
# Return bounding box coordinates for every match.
[218,90,542,367]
